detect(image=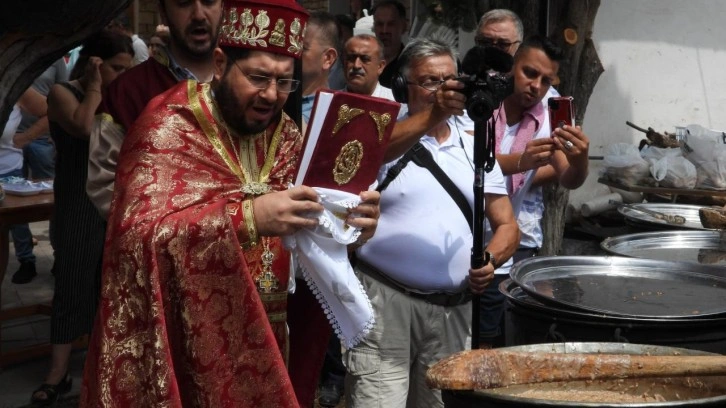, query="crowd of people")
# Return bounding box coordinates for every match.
[1,0,590,407]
